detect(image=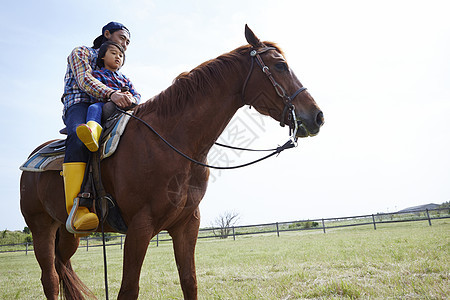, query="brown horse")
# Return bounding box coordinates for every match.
[20,26,323,299]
